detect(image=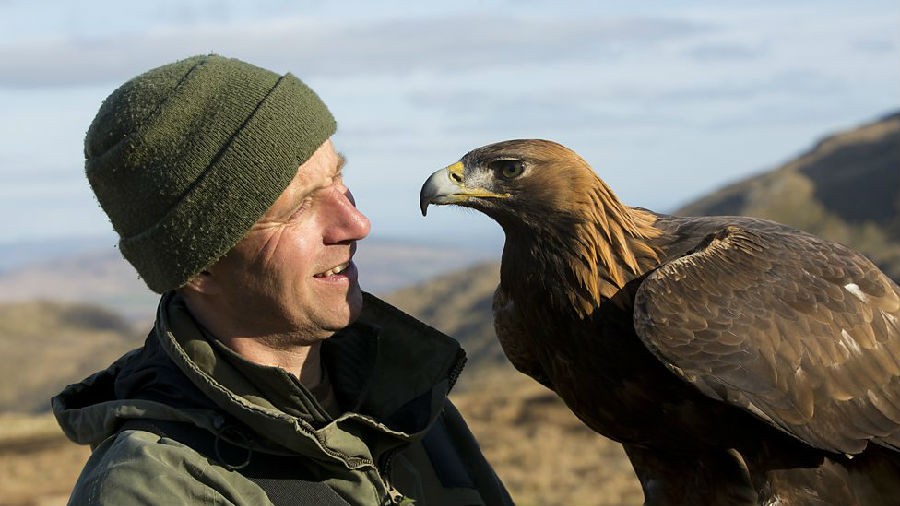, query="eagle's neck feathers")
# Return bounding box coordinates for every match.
[584,181,662,287]
[500,173,663,319]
